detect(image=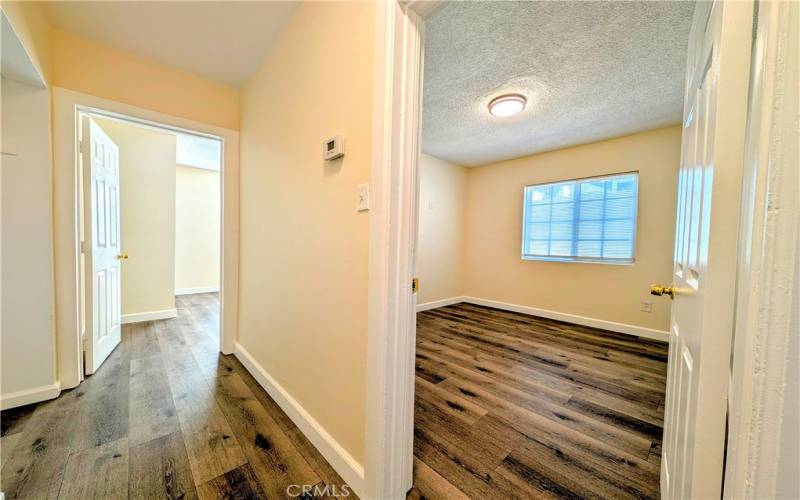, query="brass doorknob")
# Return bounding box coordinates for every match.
[650,283,674,299]
[116,253,129,260]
